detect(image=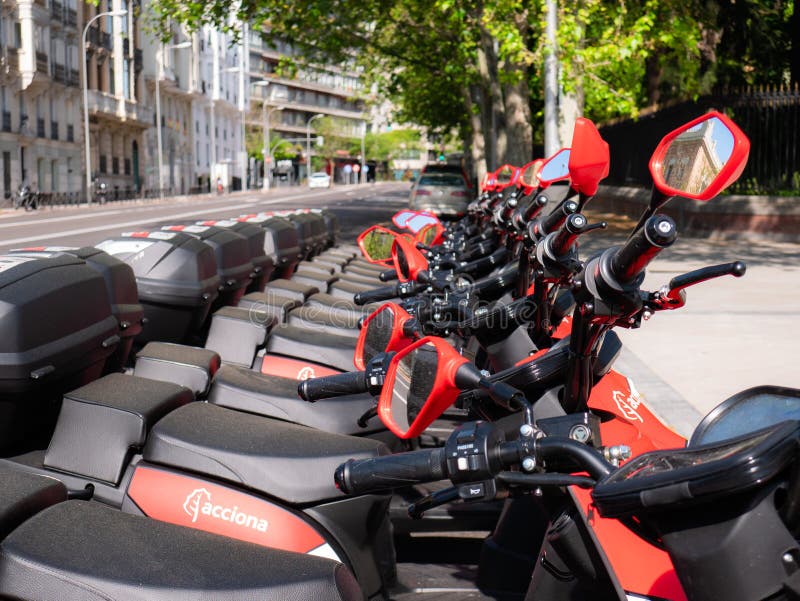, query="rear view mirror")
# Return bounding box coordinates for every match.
[538,149,571,187]
[415,222,444,246]
[519,159,543,192]
[649,111,750,201]
[392,235,428,283]
[377,337,470,438]
[357,225,397,265]
[392,210,440,233]
[568,118,610,197]
[494,164,521,190]
[481,172,497,193]
[354,303,416,370]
